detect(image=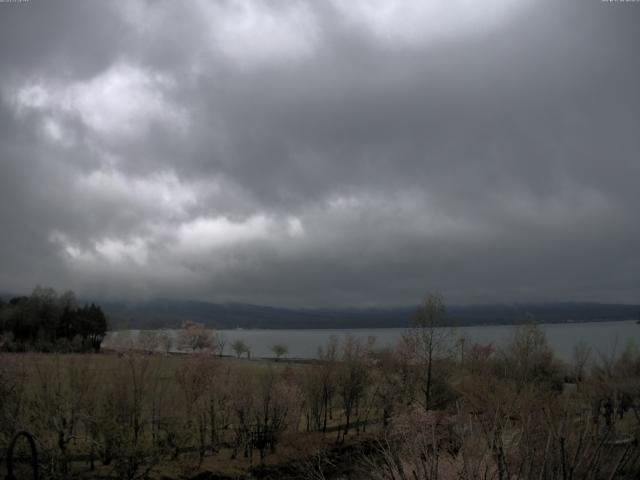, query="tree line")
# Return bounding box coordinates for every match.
[0,286,107,352]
